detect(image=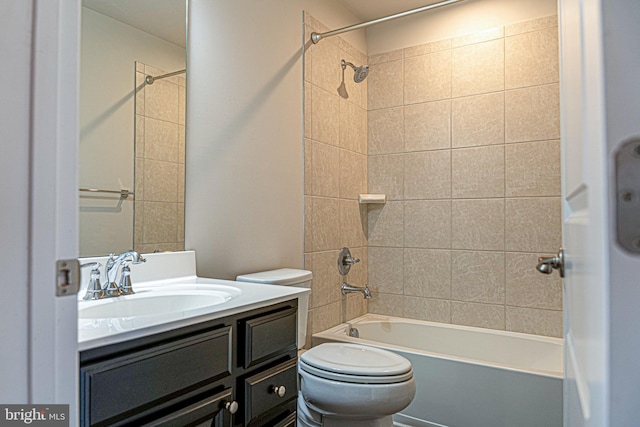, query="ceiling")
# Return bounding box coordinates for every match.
[82,0,186,47]
[80,0,444,49]
[339,0,451,21]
